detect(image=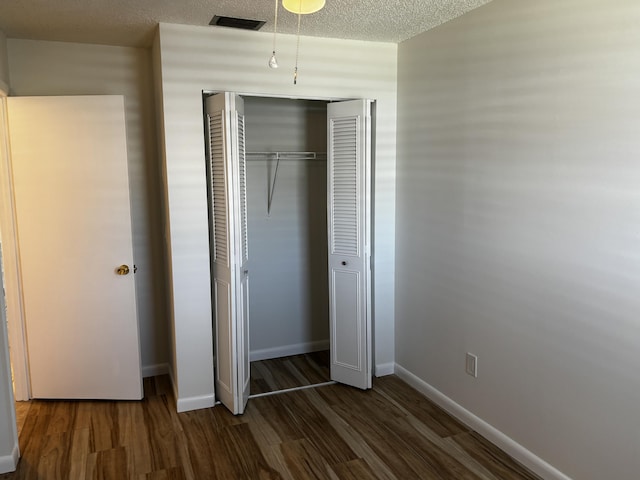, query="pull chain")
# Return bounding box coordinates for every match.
[268,0,279,68]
